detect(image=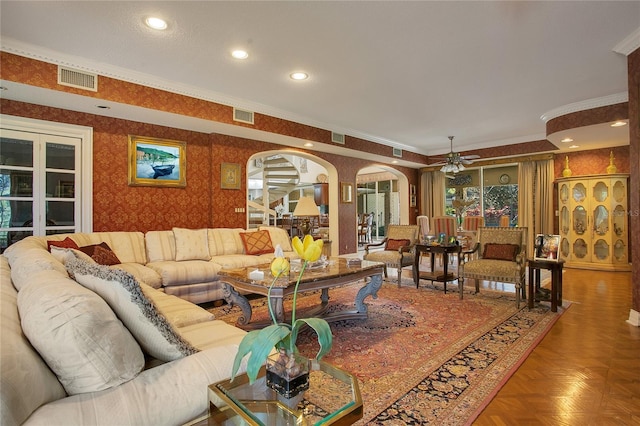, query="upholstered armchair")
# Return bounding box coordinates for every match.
[364,224,420,286]
[460,226,528,307]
